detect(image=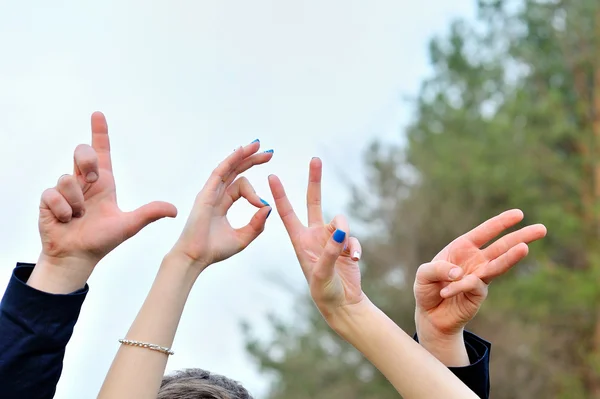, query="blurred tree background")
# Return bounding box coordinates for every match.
[244,0,600,397]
